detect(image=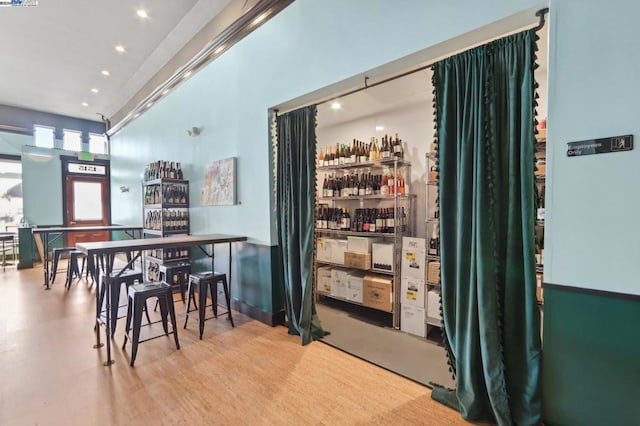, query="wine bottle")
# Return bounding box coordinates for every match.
[393,133,404,159]
[380,135,391,159]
